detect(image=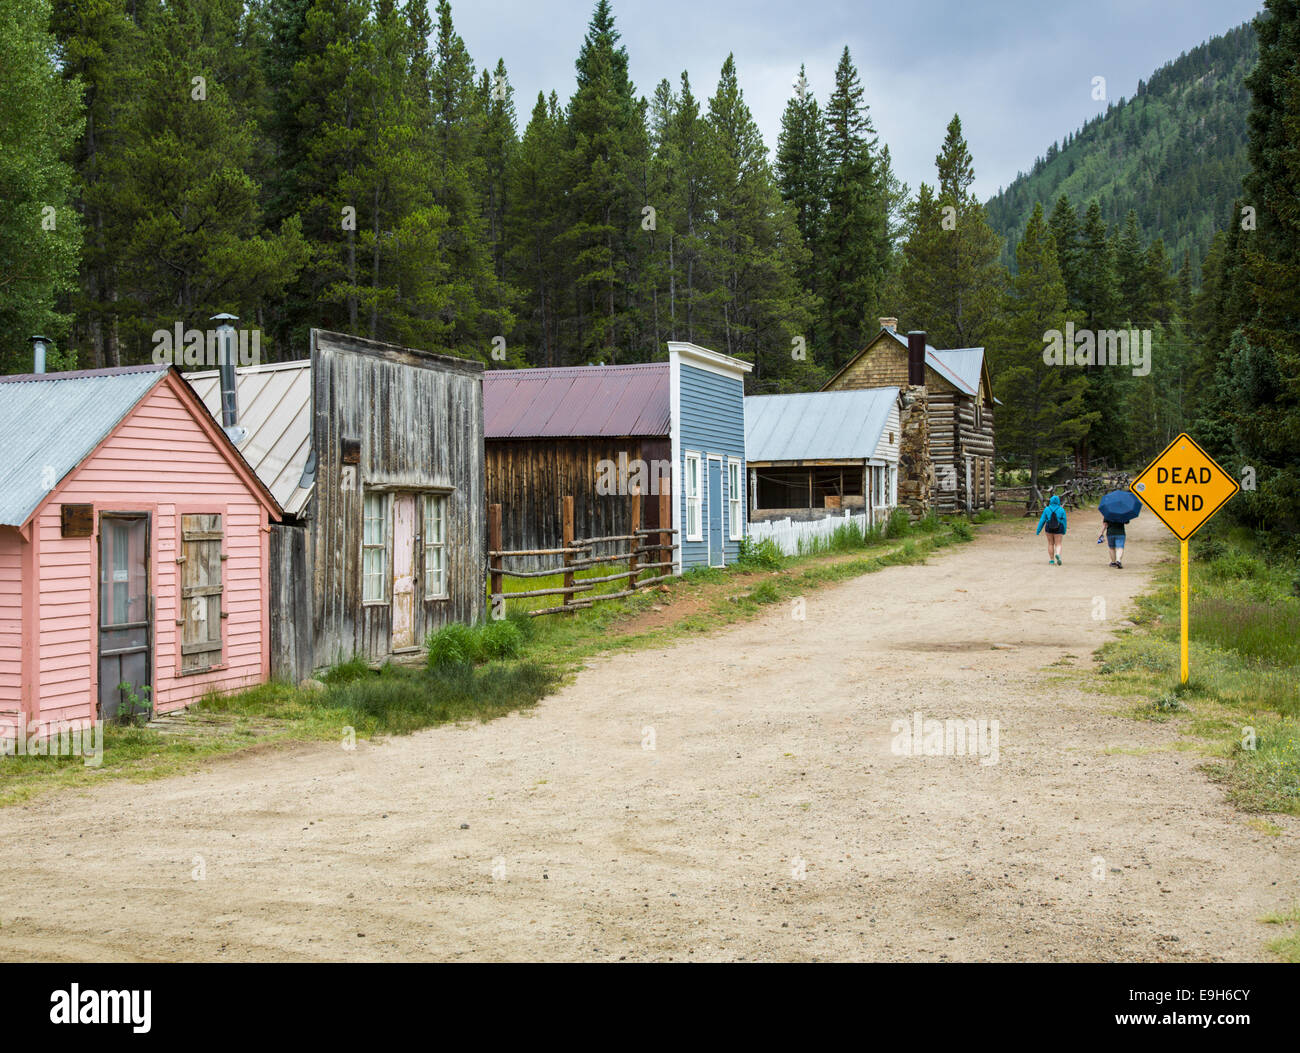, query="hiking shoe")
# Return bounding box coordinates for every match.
[1116,561,1123,569]
[1109,561,1117,567]
[1055,555,1062,565]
